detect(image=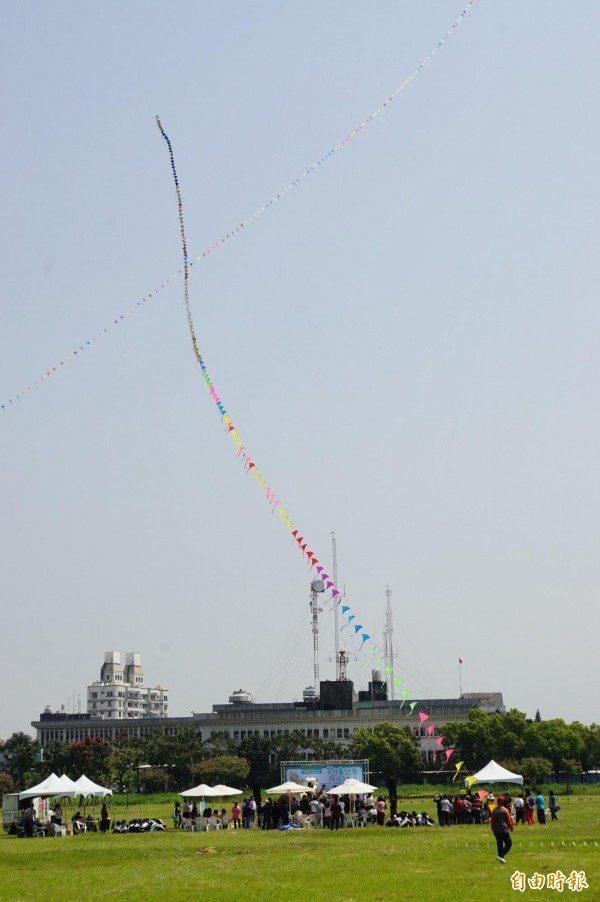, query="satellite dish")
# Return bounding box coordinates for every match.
[311,579,325,593]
